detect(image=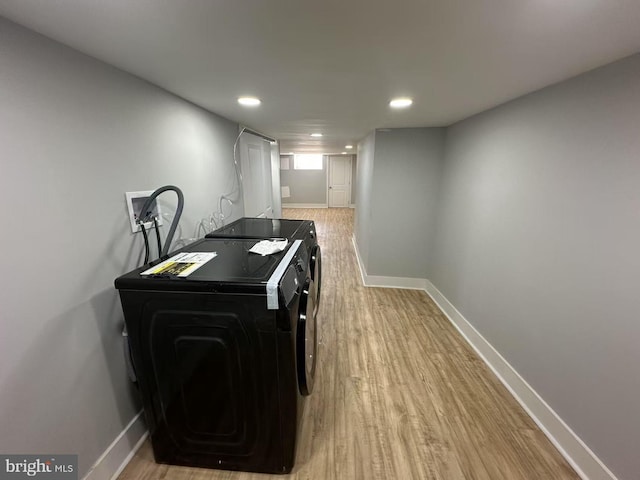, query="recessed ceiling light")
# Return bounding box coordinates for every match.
[238,96,261,106]
[389,97,413,108]
[345,145,353,149]
[310,133,323,137]
[342,152,347,154]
